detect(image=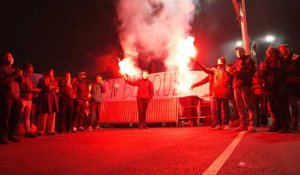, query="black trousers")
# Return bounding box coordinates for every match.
[58,101,73,132]
[0,96,22,139]
[137,99,149,126]
[254,94,268,126]
[73,99,86,128]
[268,93,290,130]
